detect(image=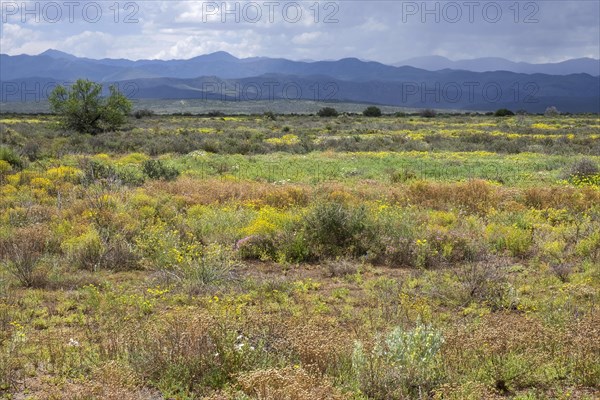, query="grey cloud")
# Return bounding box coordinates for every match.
[0,0,597,62]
